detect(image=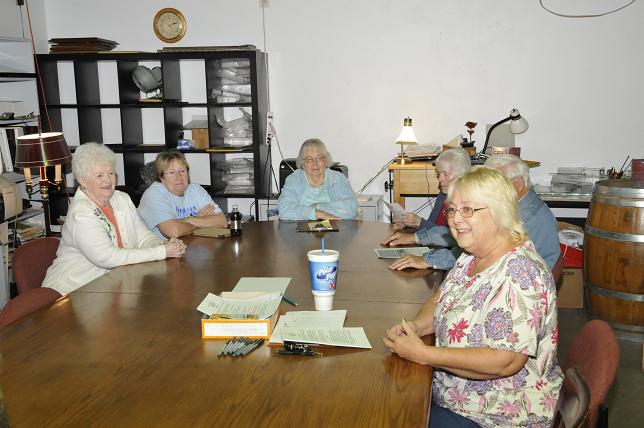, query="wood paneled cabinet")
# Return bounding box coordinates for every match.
[388,161,440,208]
[36,50,270,218]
